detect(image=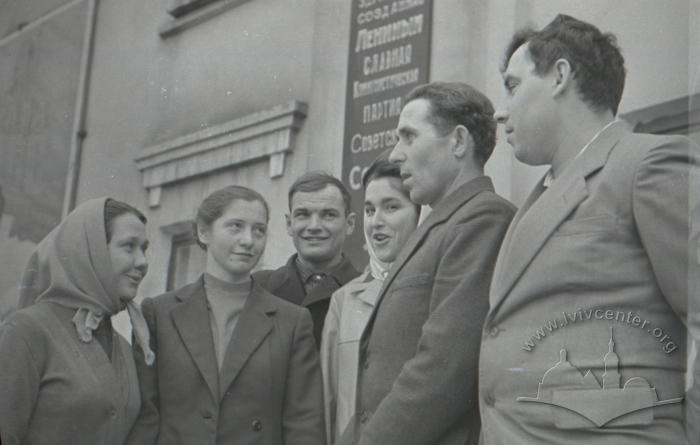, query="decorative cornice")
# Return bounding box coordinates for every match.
[159,0,253,38]
[135,100,307,207]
